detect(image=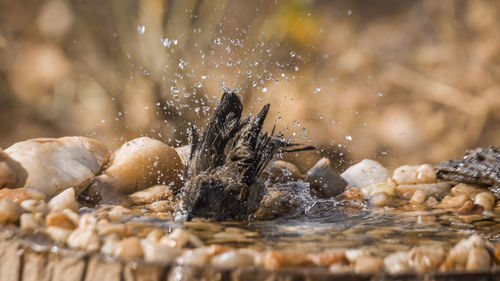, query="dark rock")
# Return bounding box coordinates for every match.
[305,158,347,198]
